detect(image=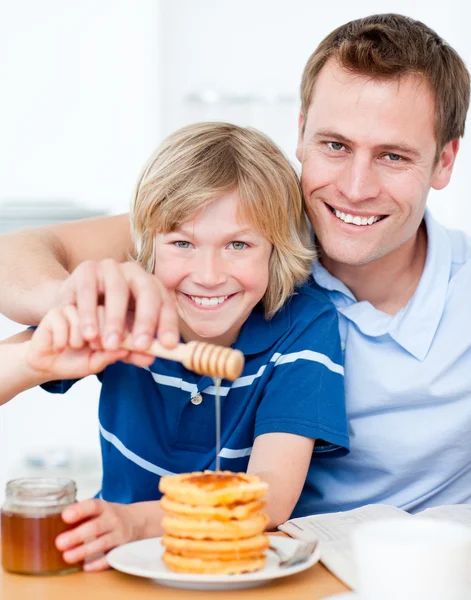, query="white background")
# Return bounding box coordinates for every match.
[0,0,469,500]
